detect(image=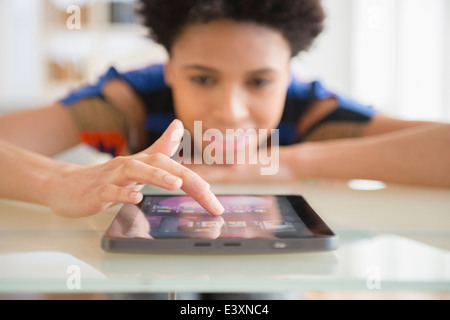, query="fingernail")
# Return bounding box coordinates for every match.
[193,176,210,191]
[129,191,143,202]
[210,197,225,215]
[164,174,183,186]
